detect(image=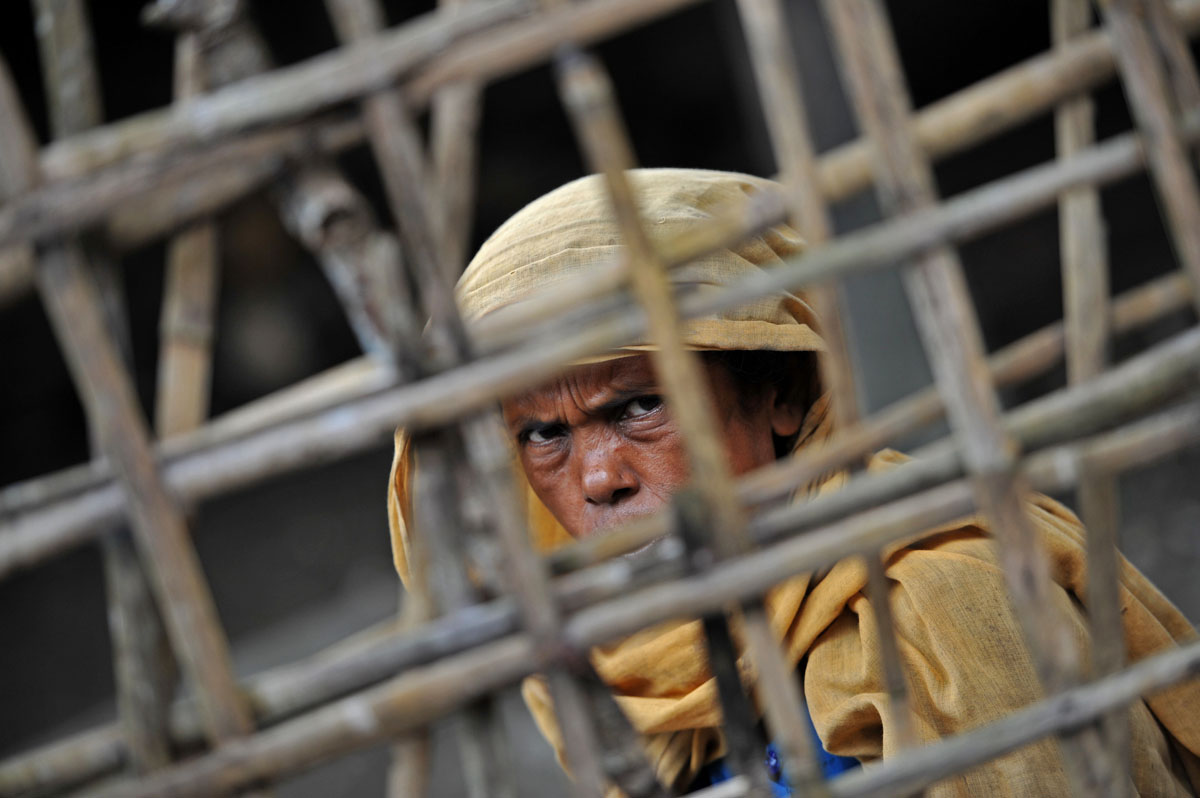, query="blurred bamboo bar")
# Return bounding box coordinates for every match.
[1053,0,1130,791]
